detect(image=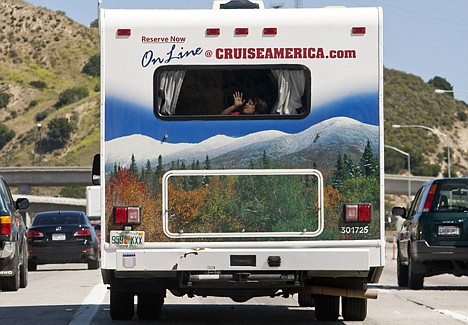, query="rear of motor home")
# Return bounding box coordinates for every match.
[95,0,384,321]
